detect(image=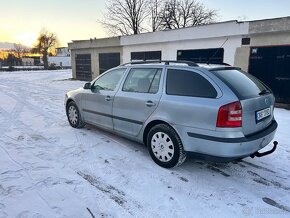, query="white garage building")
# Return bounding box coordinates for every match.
[121,20,248,65]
